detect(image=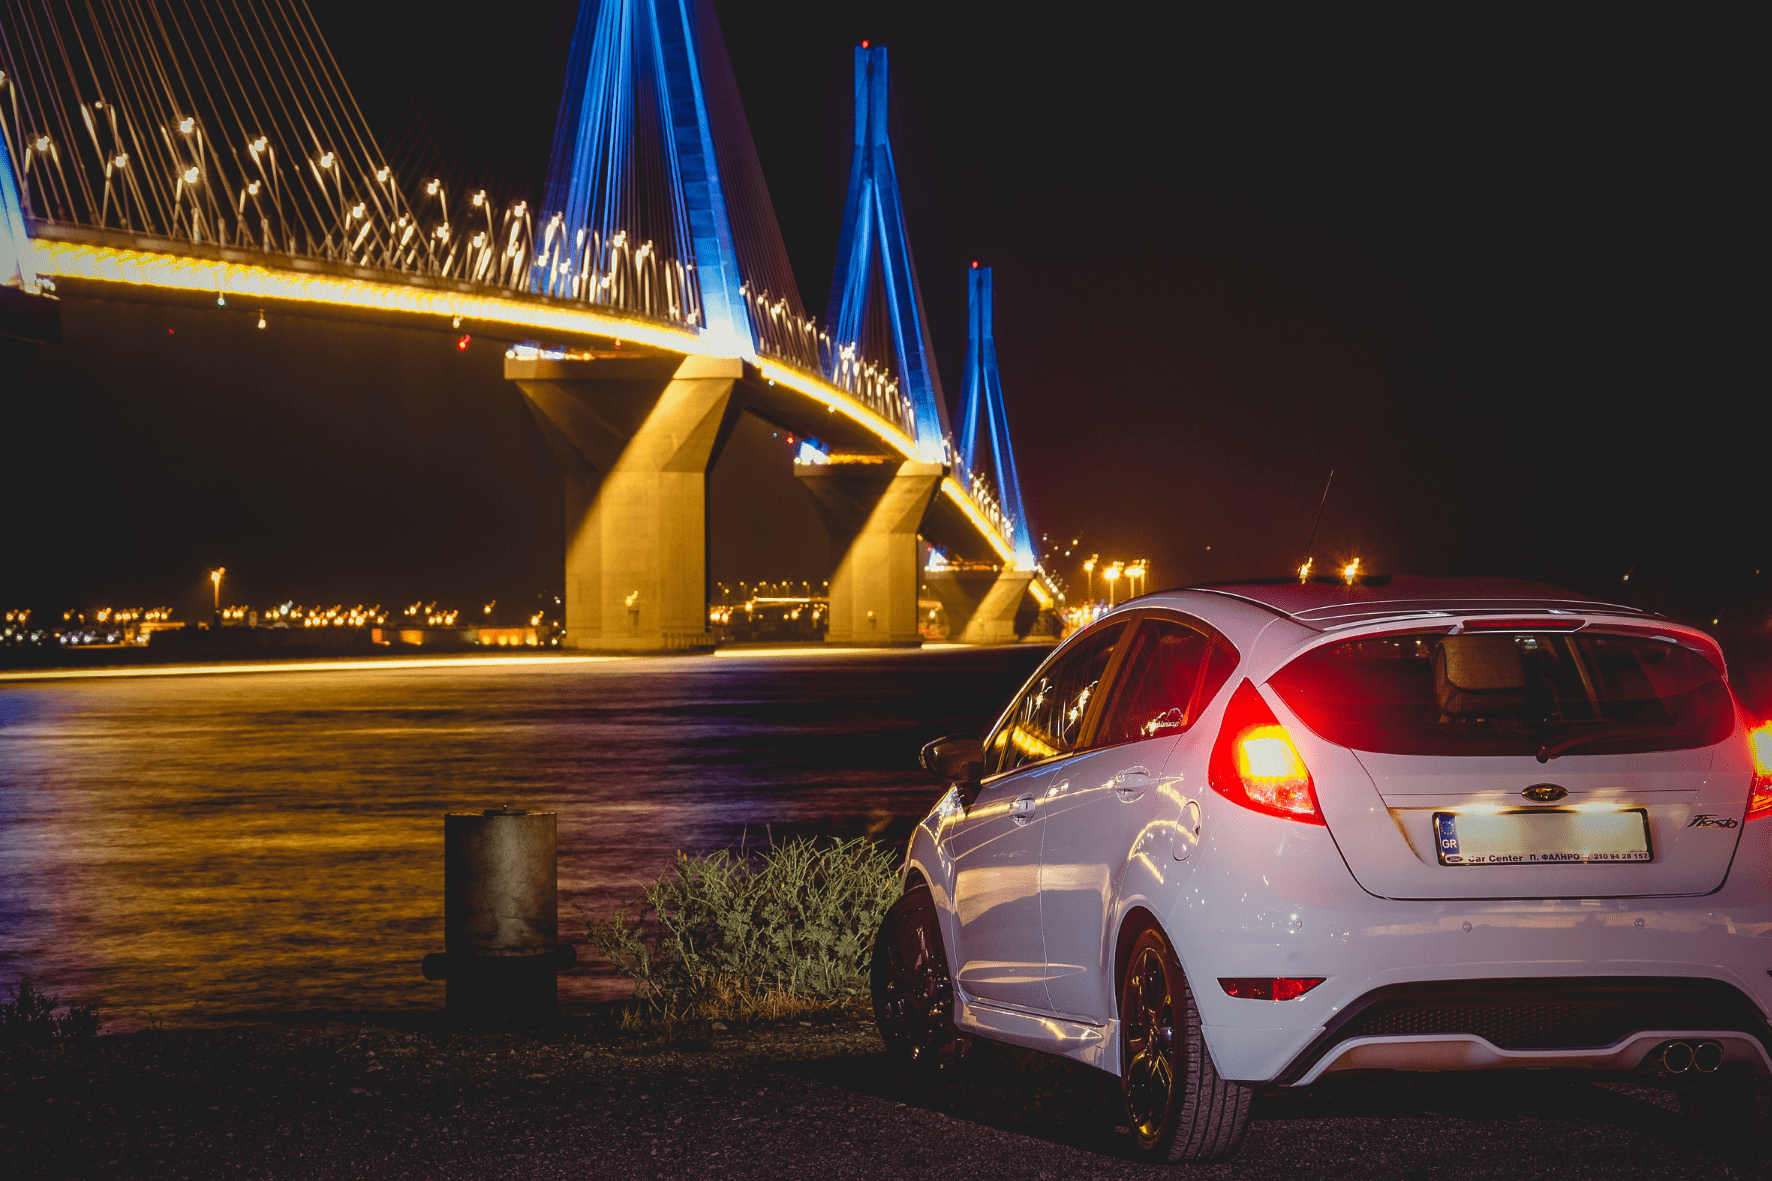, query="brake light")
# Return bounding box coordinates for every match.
[1208,680,1324,824]
[1748,722,1772,822]
[1219,977,1326,1001]
[1458,617,1585,631]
